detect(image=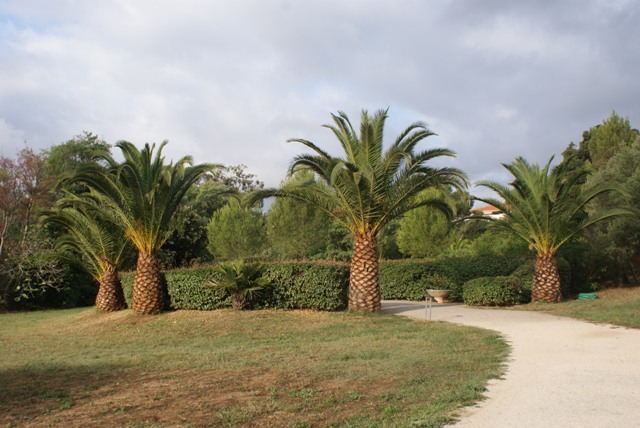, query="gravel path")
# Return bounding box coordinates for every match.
[381,300,640,427]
